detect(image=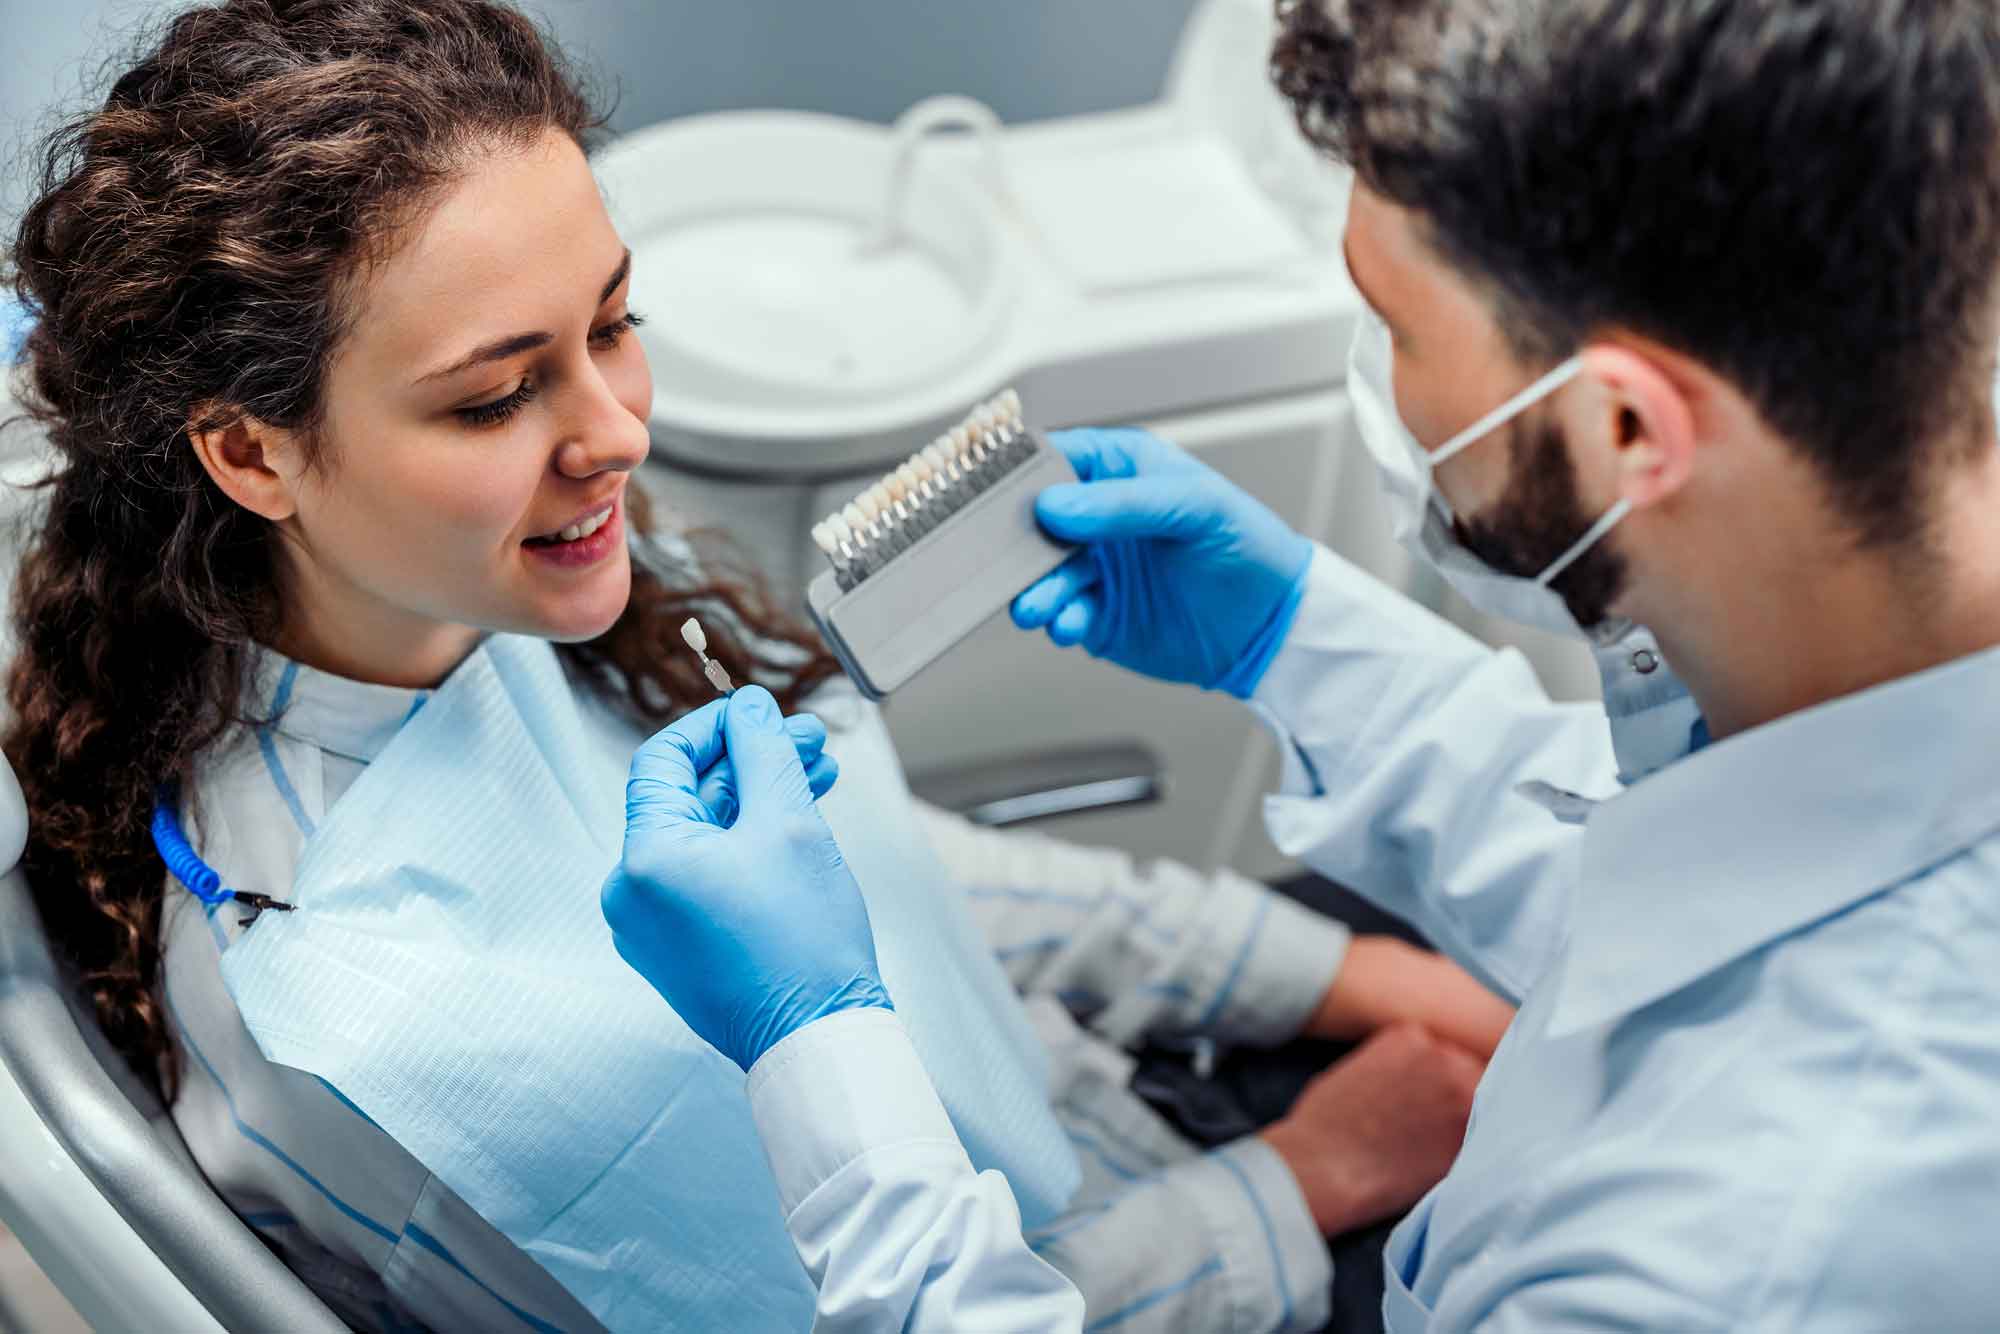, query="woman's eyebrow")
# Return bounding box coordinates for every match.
[413,249,634,386]
[598,249,631,304]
